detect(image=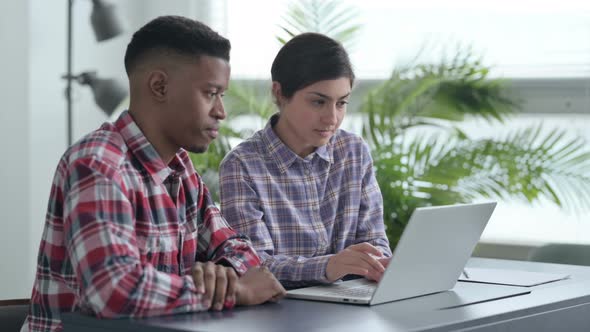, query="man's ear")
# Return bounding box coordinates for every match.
[147,70,168,101]
[271,81,283,107]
